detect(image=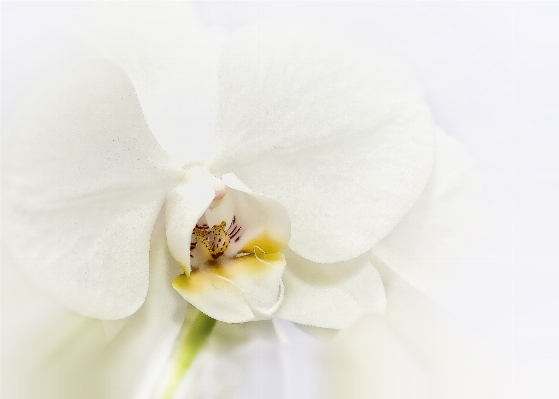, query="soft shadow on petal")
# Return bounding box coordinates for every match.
[1,243,105,399]
[165,181,216,273]
[95,212,188,399]
[2,211,188,399]
[372,128,474,306]
[321,259,511,399]
[213,25,436,263]
[3,59,184,319]
[276,249,386,329]
[82,2,227,165]
[365,255,512,399]
[322,314,428,399]
[4,2,225,165]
